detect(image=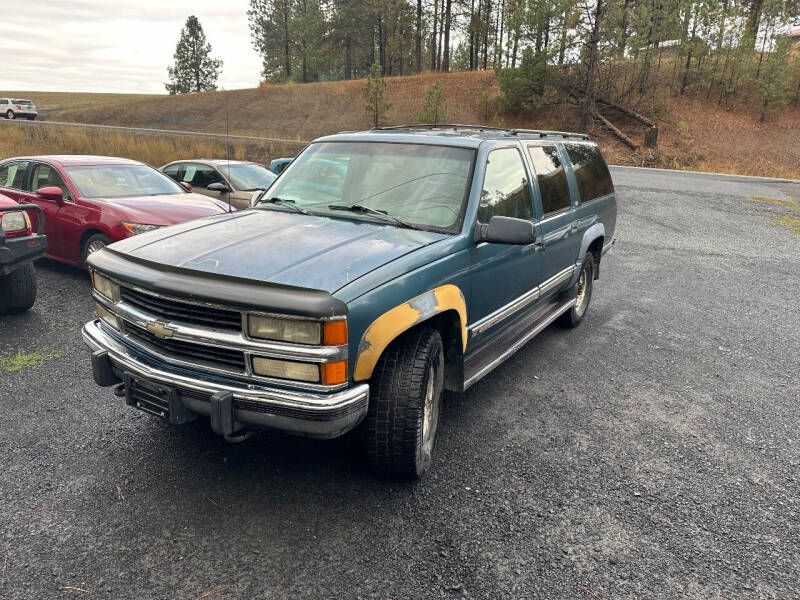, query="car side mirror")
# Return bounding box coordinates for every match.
[36,186,64,204]
[475,216,536,245]
[206,182,229,193]
[179,181,192,192]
